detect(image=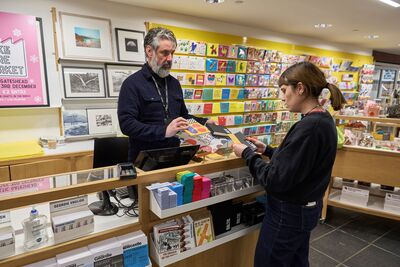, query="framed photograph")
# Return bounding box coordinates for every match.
[62,67,106,98]
[87,108,119,135]
[115,28,145,62]
[62,109,89,137]
[59,12,114,61]
[105,64,141,97]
